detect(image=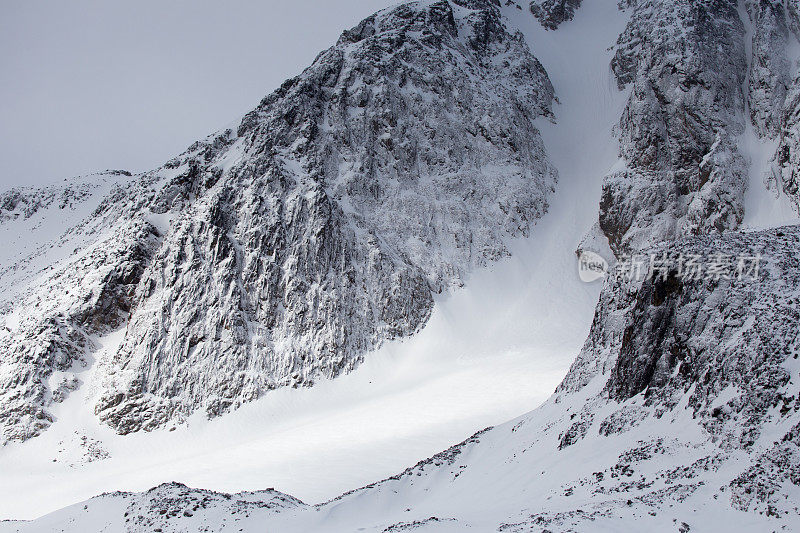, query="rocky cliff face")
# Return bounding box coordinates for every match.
[529,0,583,29]
[771,75,800,208]
[0,173,158,443]
[736,0,800,214]
[592,0,800,256]
[598,0,750,255]
[771,77,800,209]
[0,221,160,442]
[0,0,557,441]
[563,227,797,437]
[528,226,800,526]
[760,0,800,210]
[745,0,798,137]
[522,225,800,527]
